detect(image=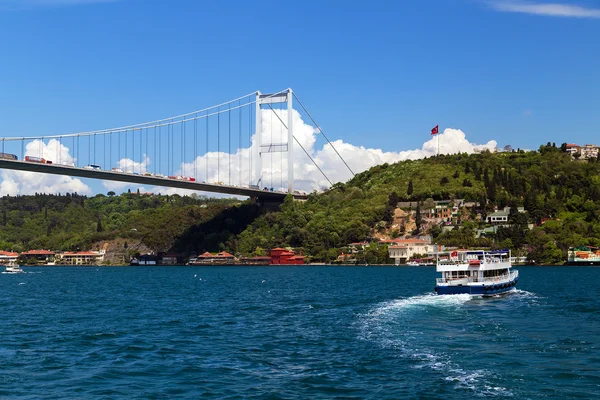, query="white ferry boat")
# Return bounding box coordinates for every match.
[434,249,518,296]
[3,261,24,274]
